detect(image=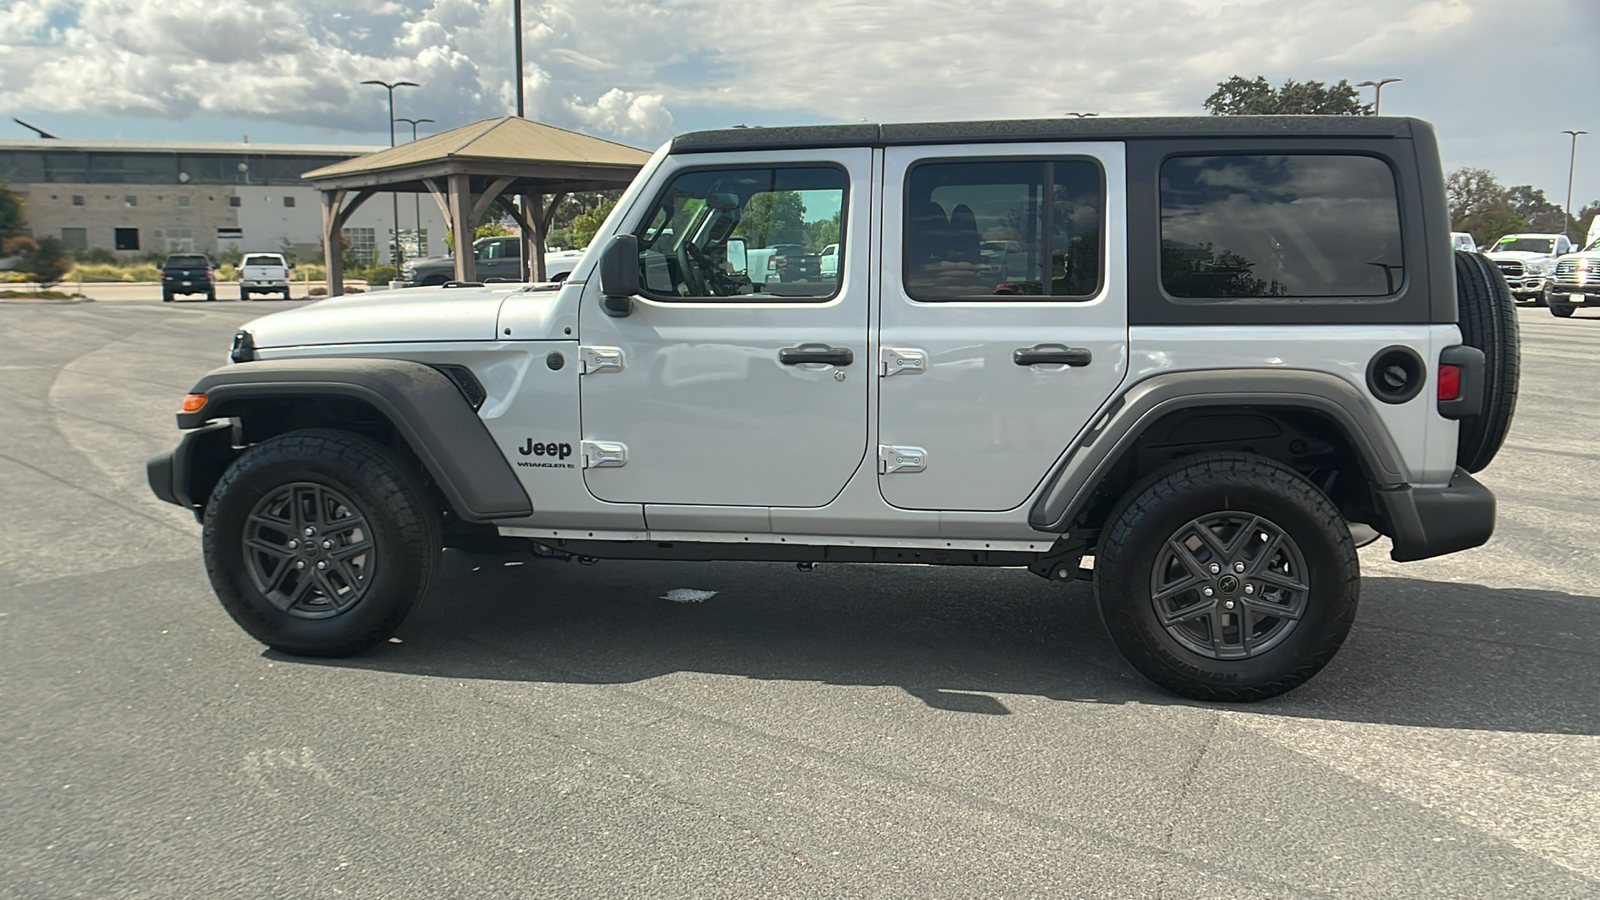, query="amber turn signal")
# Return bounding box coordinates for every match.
[180,393,207,412]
